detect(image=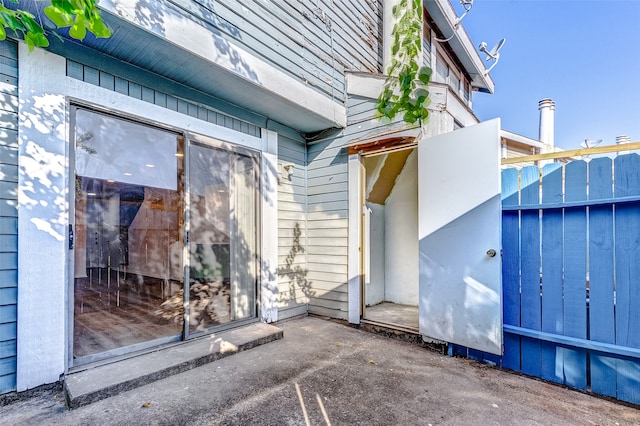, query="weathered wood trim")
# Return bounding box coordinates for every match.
[501,142,640,165]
